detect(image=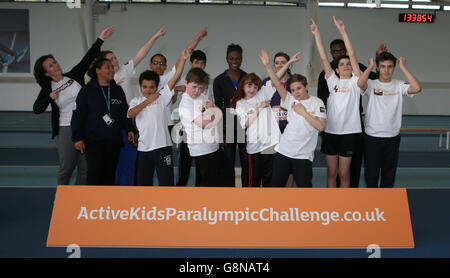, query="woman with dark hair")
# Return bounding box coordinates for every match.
[71,58,134,185]
[96,26,166,186]
[32,27,114,186]
[213,43,248,186]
